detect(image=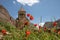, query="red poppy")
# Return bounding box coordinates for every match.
[2,29,7,35]
[44,27,47,31]
[53,22,57,26]
[34,24,37,26]
[27,14,30,17]
[24,21,29,25]
[39,26,41,29]
[30,15,34,20]
[26,30,30,37]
